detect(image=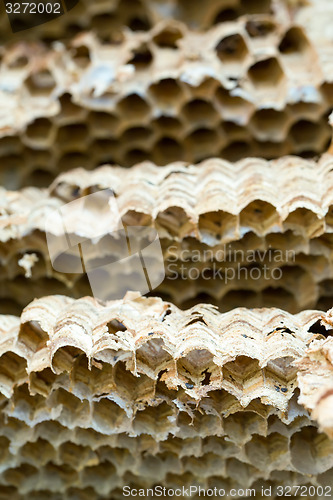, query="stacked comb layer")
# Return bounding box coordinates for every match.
[0,294,332,499]
[1,156,333,314]
[1,0,333,188]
